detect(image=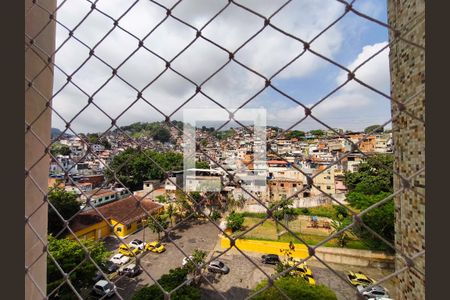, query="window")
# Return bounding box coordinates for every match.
[280,183,284,187]
[126,224,132,230]
[326,186,331,190]
[116,227,122,232]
